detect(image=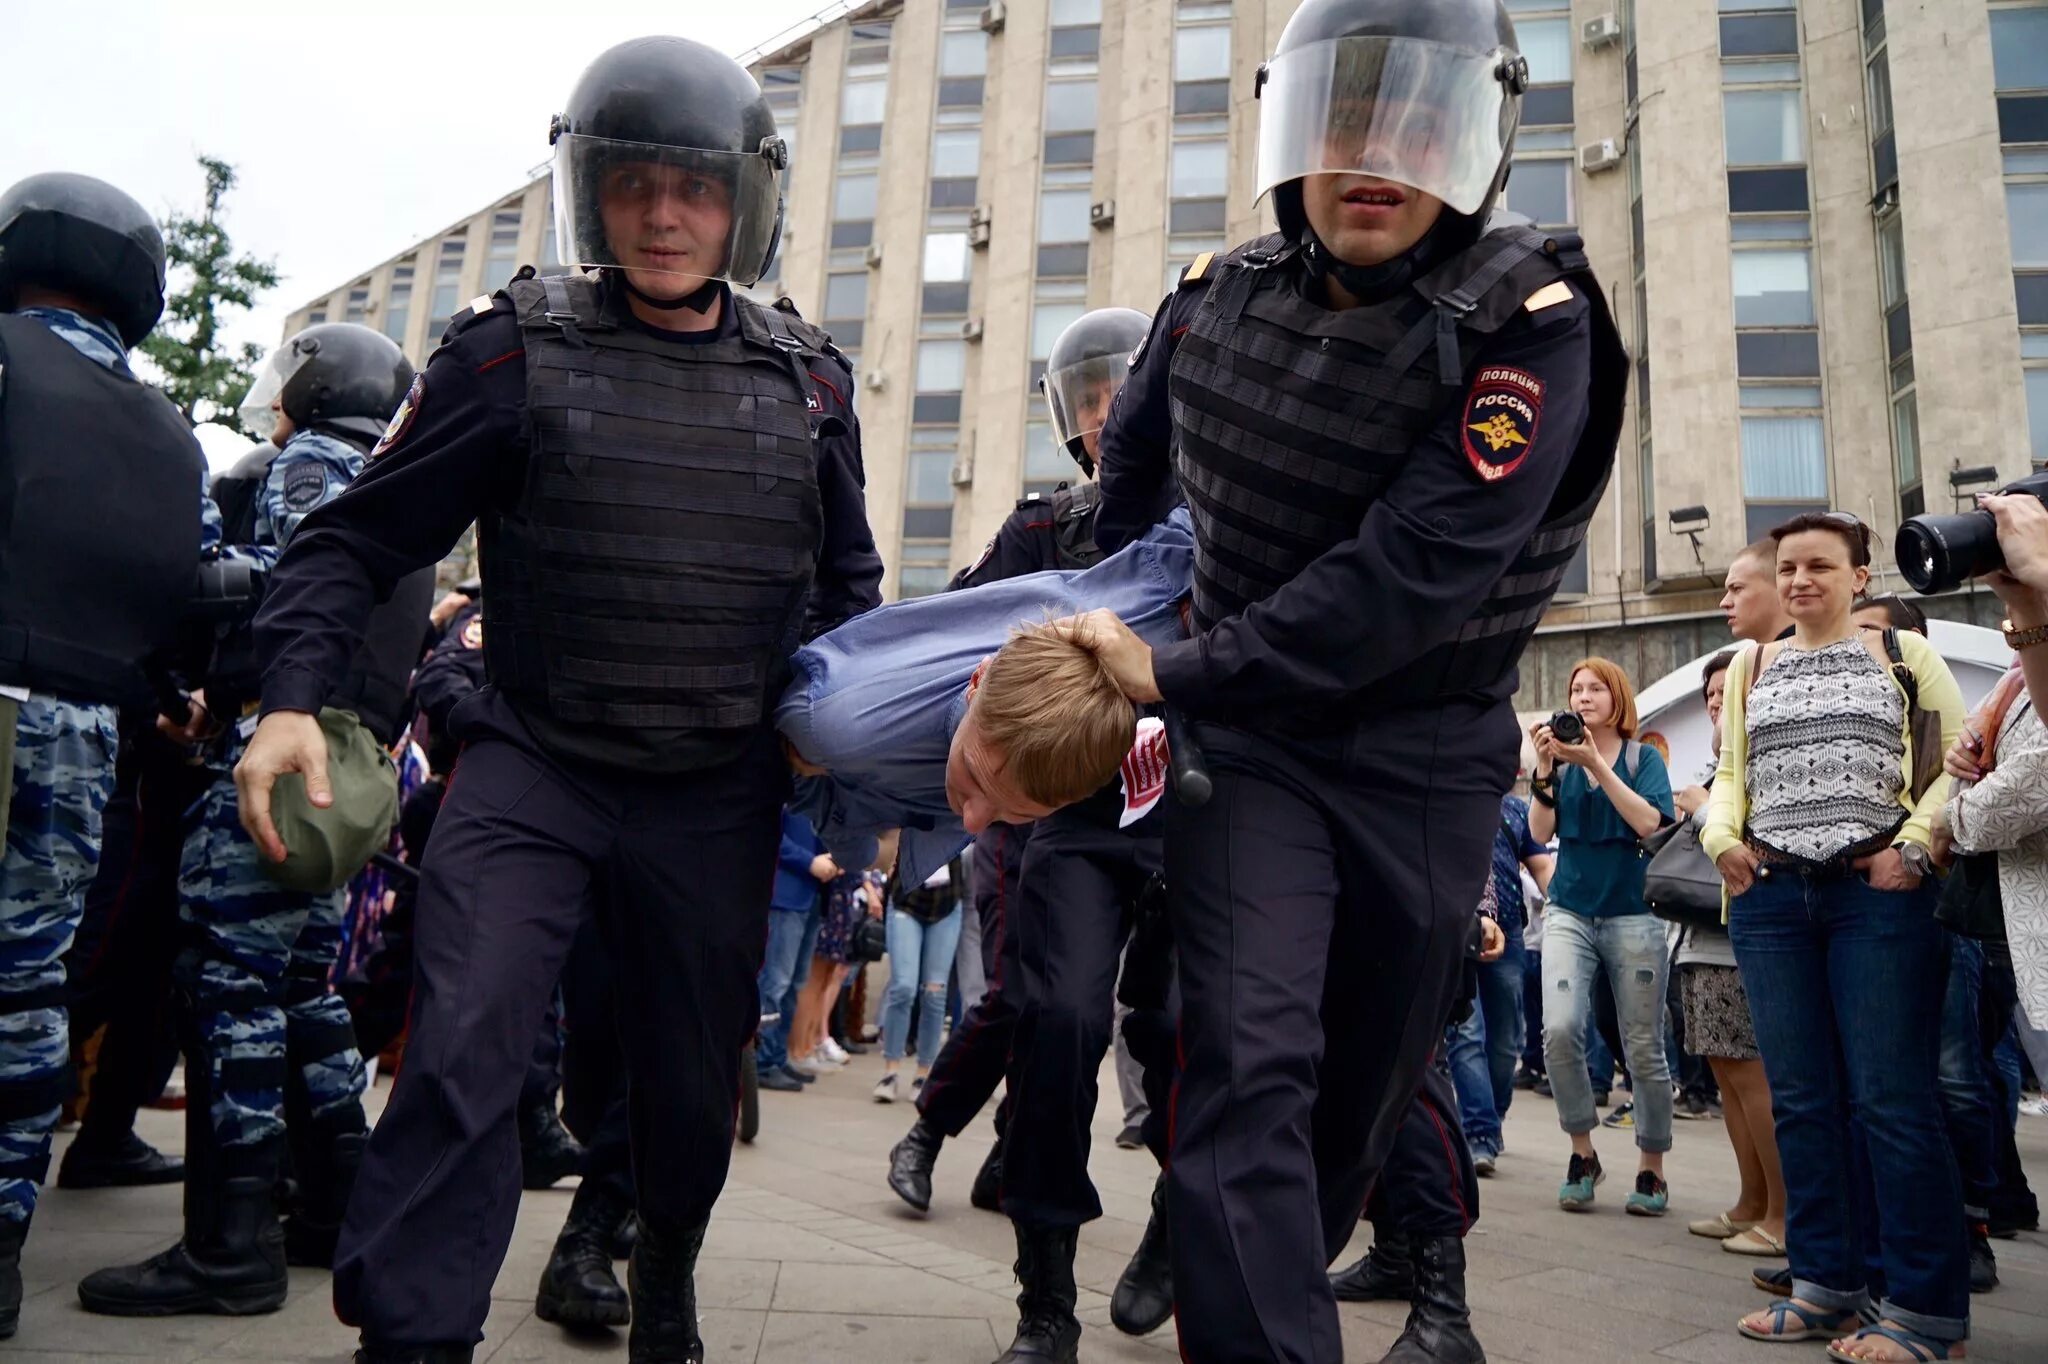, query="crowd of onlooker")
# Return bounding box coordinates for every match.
[1450,496,2048,1361]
